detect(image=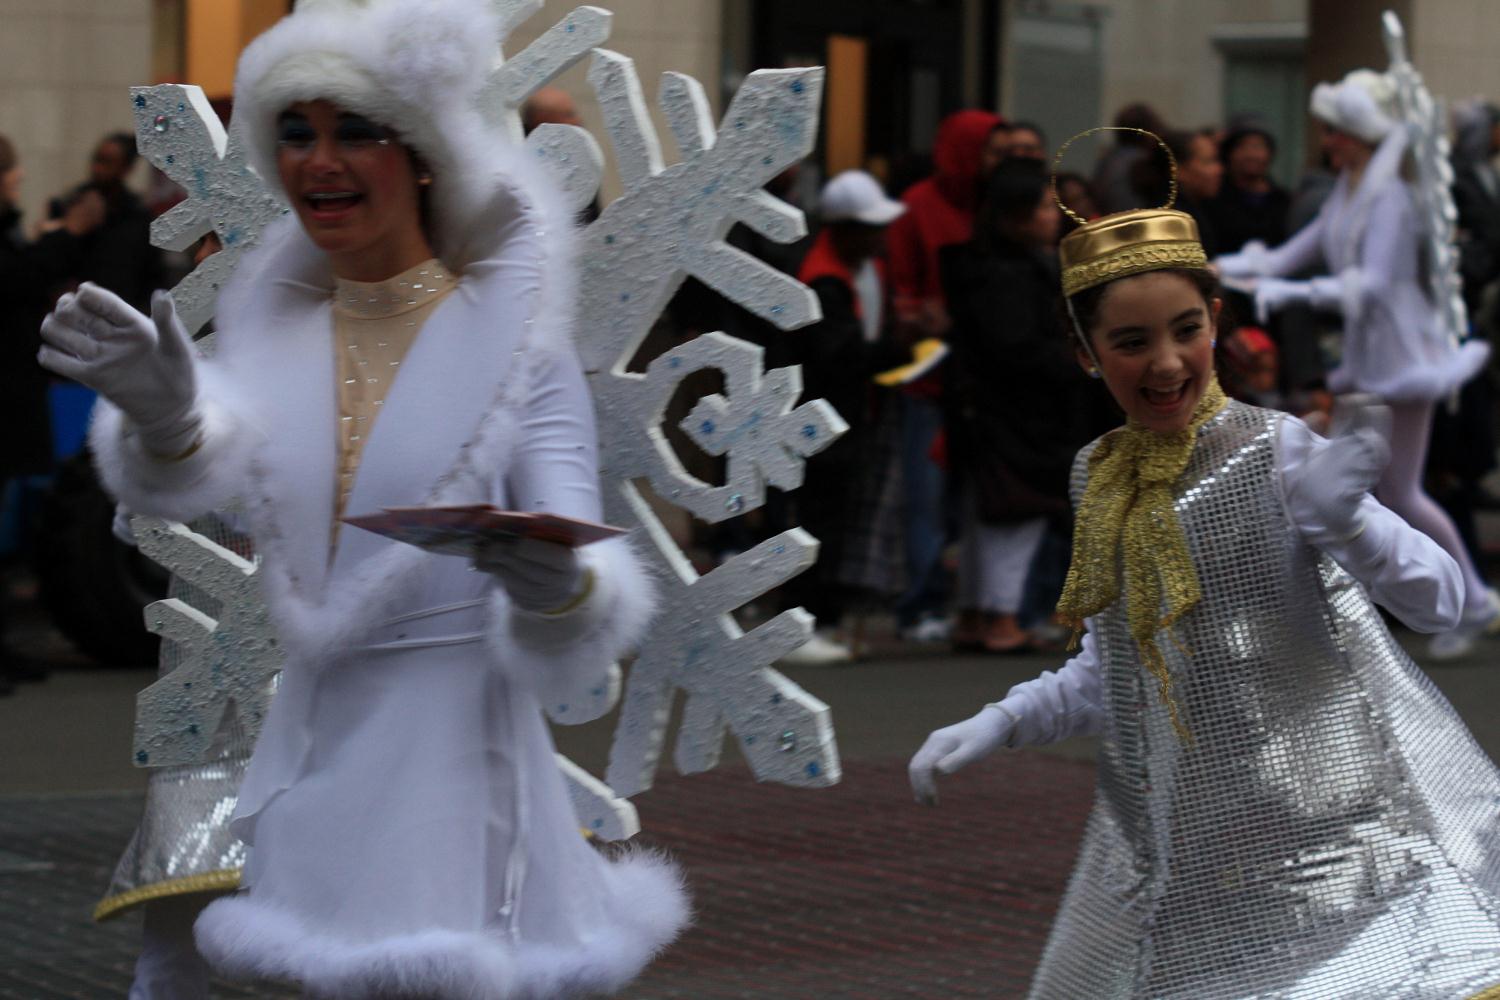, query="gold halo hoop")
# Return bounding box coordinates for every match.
[1050,126,1178,225]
